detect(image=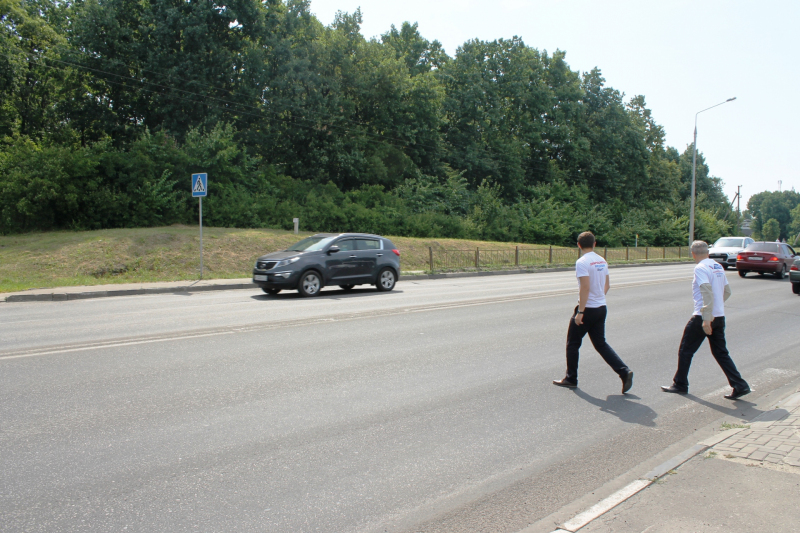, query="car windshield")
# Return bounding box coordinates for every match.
[746,243,779,252]
[286,236,337,252]
[713,238,744,248]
